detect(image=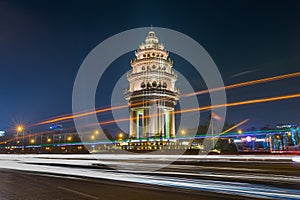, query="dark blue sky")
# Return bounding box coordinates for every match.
[1,0,300,131]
